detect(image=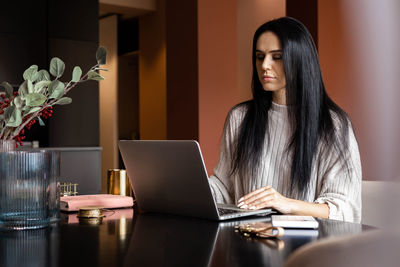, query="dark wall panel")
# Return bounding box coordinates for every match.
[286,0,318,48]
[47,38,99,147]
[0,0,99,147]
[118,17,139,55]
[0,1,47,34]
[118,54,139,141]
[0,1,47,85]
[0,34,47,86]
[47,0,99,147]
[166,0,198,140]
[47,0,98,42]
